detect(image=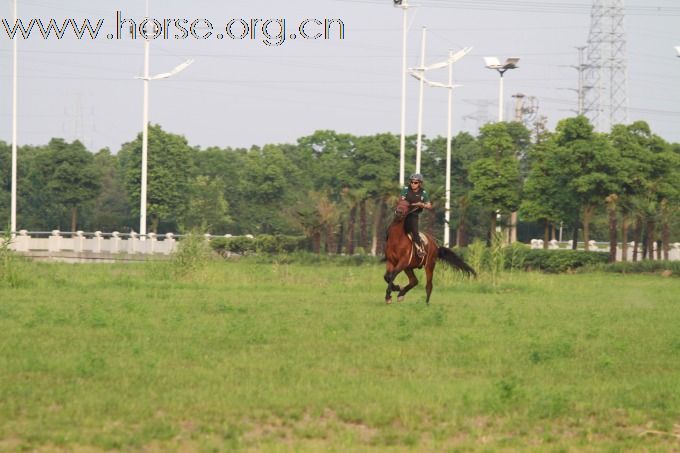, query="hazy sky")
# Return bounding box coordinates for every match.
[1,0,679,153]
